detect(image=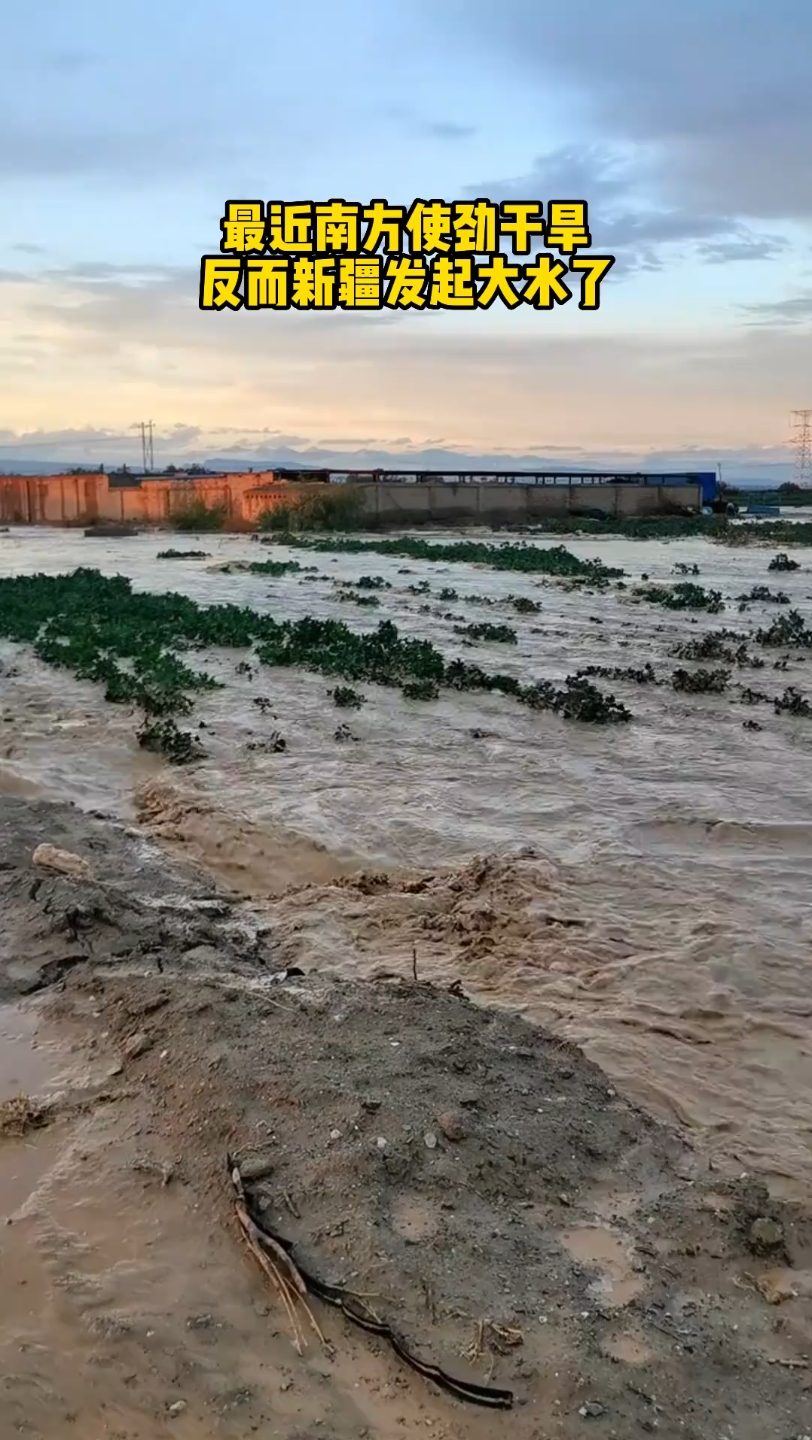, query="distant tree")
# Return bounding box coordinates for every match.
[778,481,802,494]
